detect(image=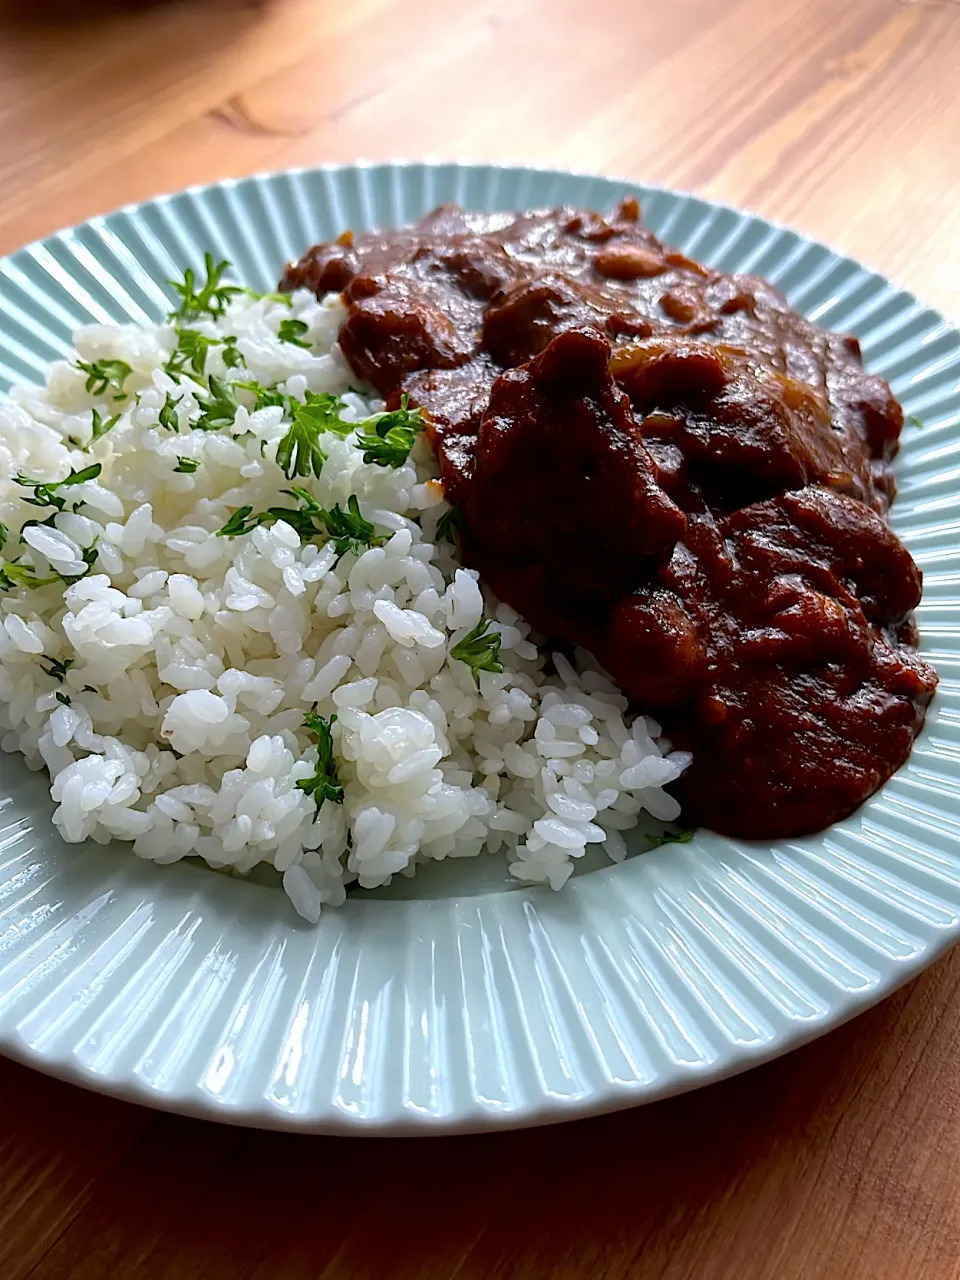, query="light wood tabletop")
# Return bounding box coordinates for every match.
[0,1,959,1276]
